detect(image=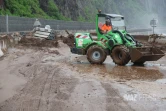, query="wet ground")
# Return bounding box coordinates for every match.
[70,55,166,81]
[0,39,166,111]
